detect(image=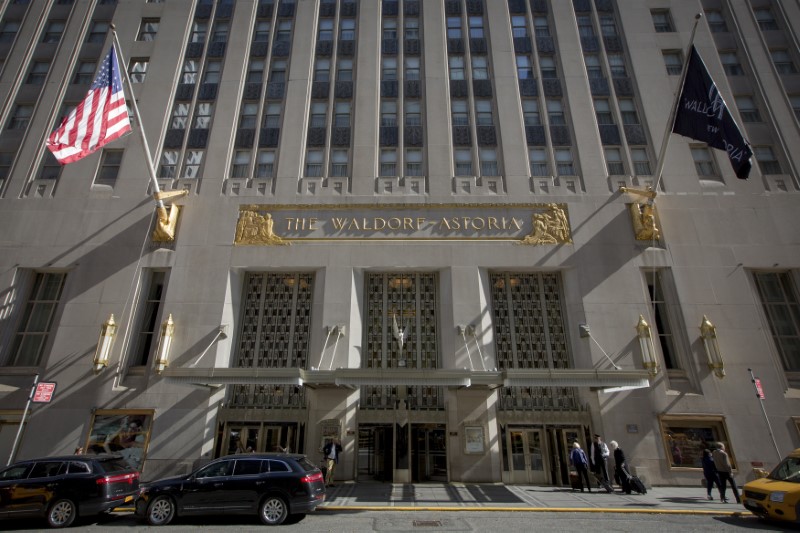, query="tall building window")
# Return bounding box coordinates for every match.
[608,54,627,77]
[791,95,800,122]
[644,270,681,371]
[276,20,292,42]
[705,10,727,33]
[539,56,557,78]
[170,103,190,129]
[0,20,20,43]
[734,95,761,122]
[619,99,639,124]
[159,150,179,178]
[383,19,397,40]
[651,9,674,32]
[522,100,540,125]
[314,58,330,81]
[533,16,550,37]
[529,148,548,176]
[129,270,167,367]
[318,19,333,41]
[771,50,797,75]
[26,61,50,84]
[256,150,275,178]
[754,8,778,31]
[516,56,533,79]
[631,148,651,175]
[451,100,469,125]
[87,21,109,44]
[183,150,203,178]
[42,20,65,43]
[6,272,66,367]
[604,148,624,175]
[231,150,250,178]
[246,60,265,84]
[584,54,602,80]
[662,51,682,75]
[334,102,350,127]
[337,58,353,81]
[480,148,498,176]
[447,16,462,39]
[405,100,421,126]
[263,103,281,128]
[73,61,96,85]
[191,20,207,43]
[555,148,574,175]
[137,18,159,41]
[546,99,565,125]
[182,60,199,84]
[720,51,743,75]
[269,60,286,83]
[753,272,800,373]
[330,150,348,177]
[310,102,327,127]
[95,150,123,186]
[202,61,221,85]
[339,18,355,40]
[405,57,419,80]
[405,148,422,176]
[253,20,270,42]
[511,15,527,38]
[577,15,594,38]
[193,102,213,129]
[599,15,617,37]
[212,20,229,43]
[0,152,14,185]
[454,149,472,176]
[380,149,396,176]
[39,153,61,180]
[381,57,397,80]
[129,58,148,83]
[754,146,782,175]
[691,146,717,177]
[405,18,419,39]
[449,56,465,80]
[306,149,323,177]
[472,56,488,79]
[468,16,484,38]
[475,100,492,126]
[380,101,396,127]
[9,105,33,130]
[593,99,613,124]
